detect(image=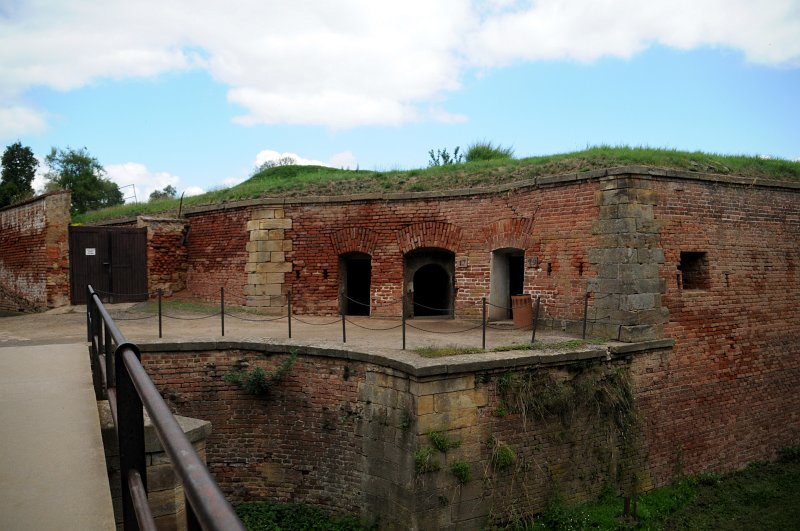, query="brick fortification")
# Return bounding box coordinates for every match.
[0,191,70,311]
[134,167,798,528]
